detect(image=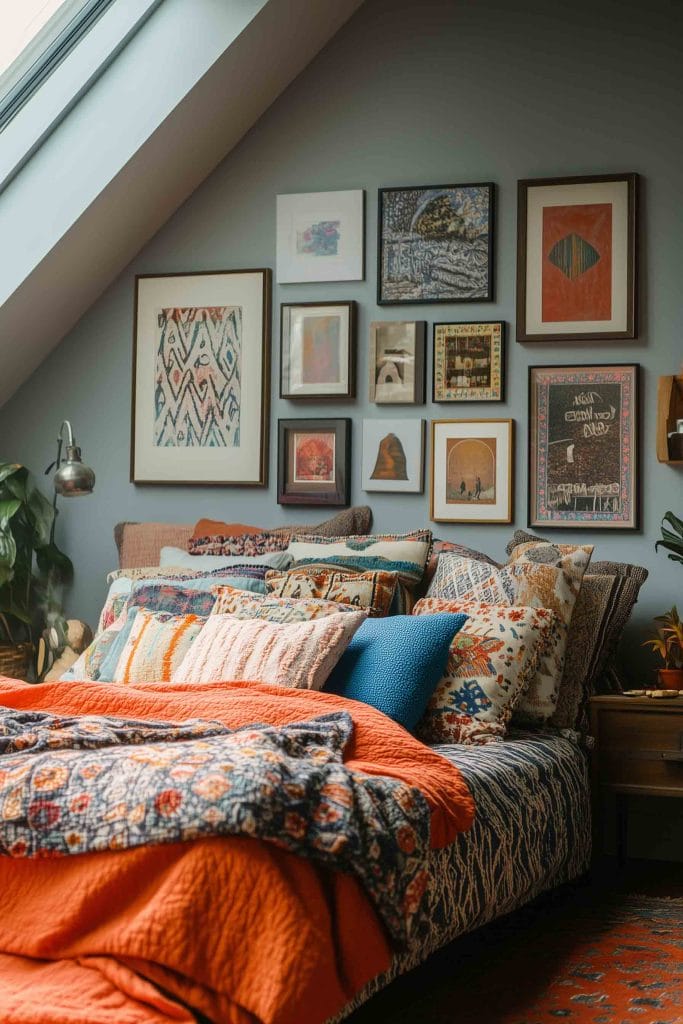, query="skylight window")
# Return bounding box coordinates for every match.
[0,0,116,130]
